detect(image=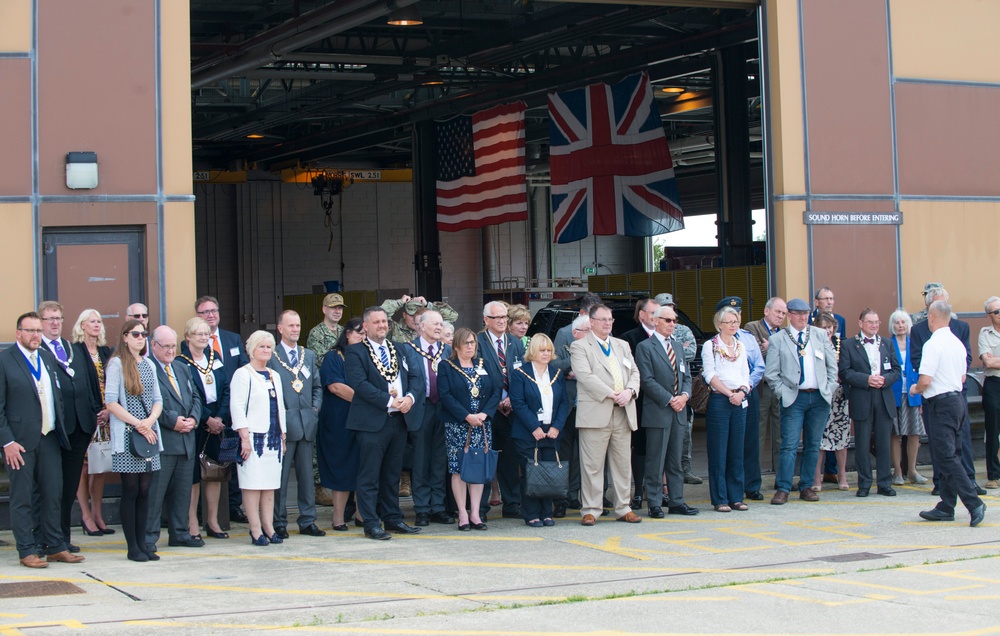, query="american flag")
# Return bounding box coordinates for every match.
[548,72,684,244]
[435,101,528,231]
